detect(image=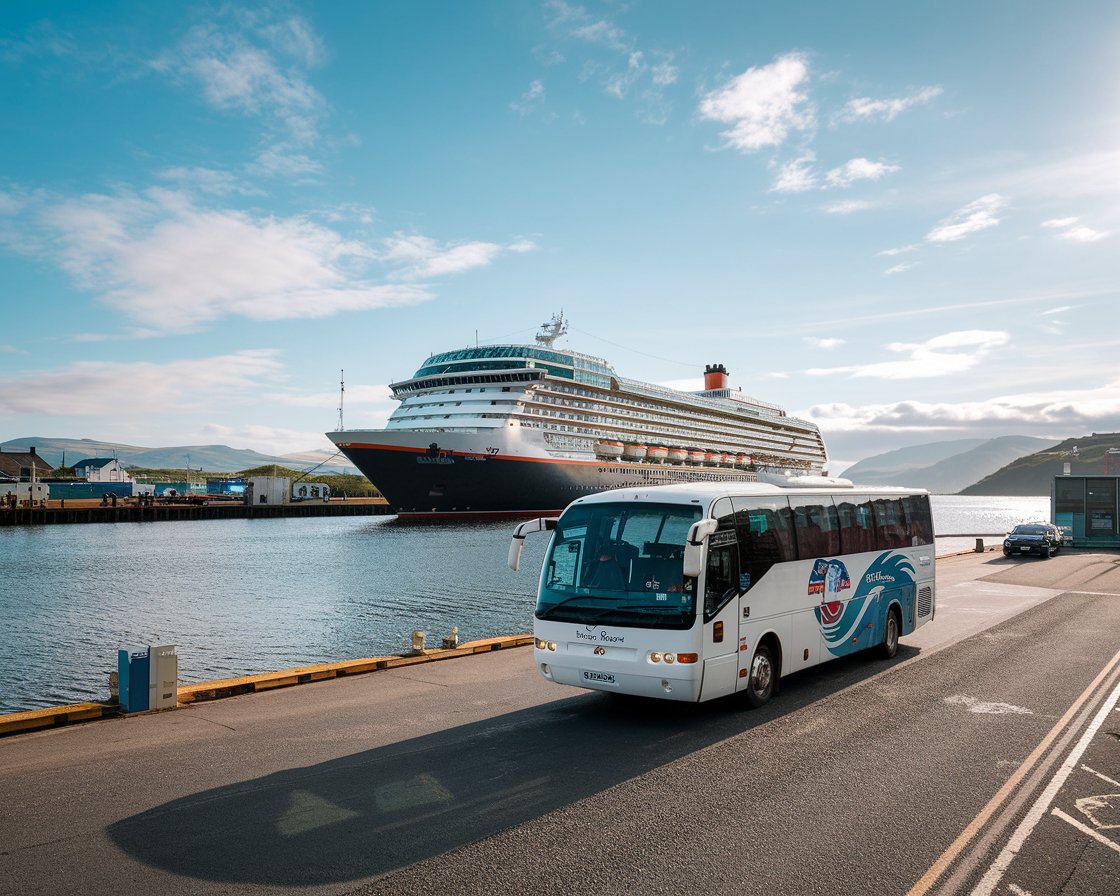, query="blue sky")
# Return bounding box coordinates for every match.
[1,1,1117,470]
